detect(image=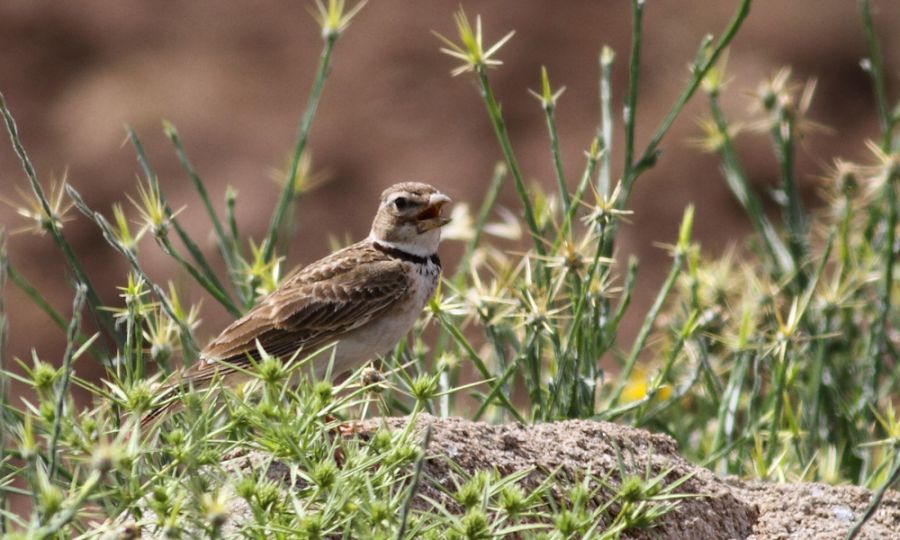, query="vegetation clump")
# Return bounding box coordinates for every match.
[0,0,897,537]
